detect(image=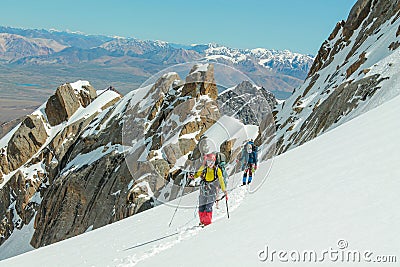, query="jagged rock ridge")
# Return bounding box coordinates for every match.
[273,0,400,154]
[0,81,122,250]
